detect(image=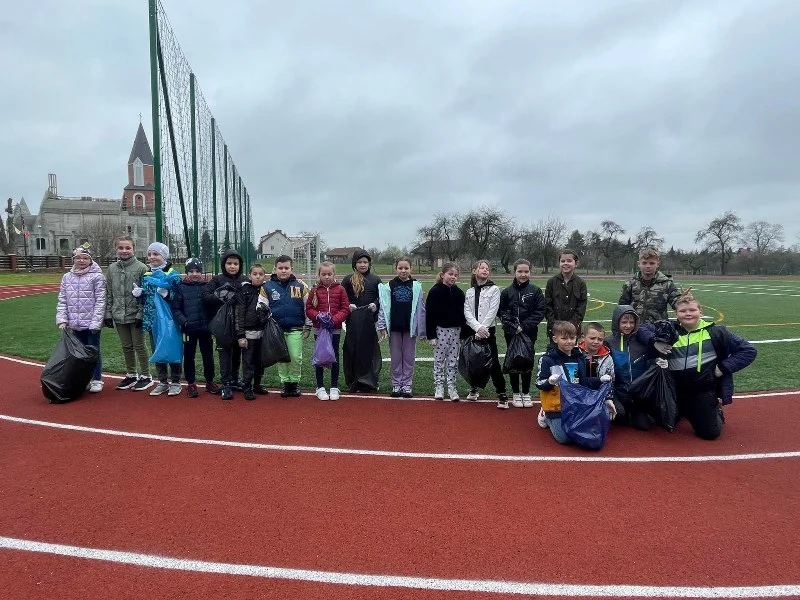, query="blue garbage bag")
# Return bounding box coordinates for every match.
[560,380,612,450]
[149,294,183,363]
